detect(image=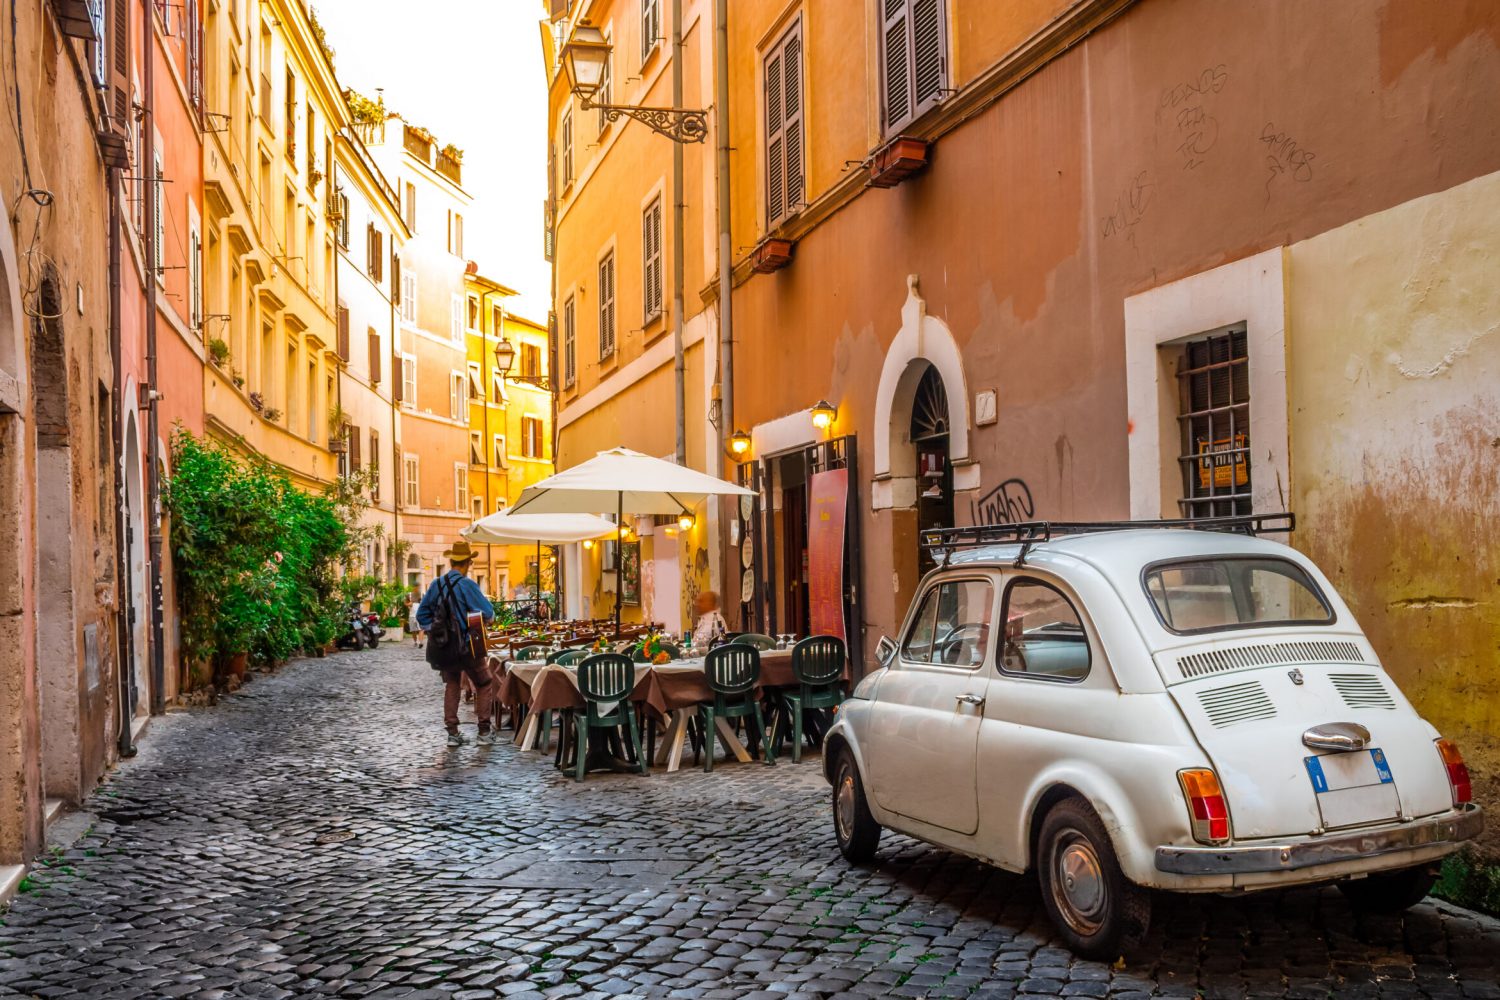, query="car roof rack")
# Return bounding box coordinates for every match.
[921,512,1295,567]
